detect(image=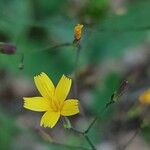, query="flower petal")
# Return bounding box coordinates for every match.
[34,72,55,99]
[139,89,150,104]
[23,97,49,112]
[61,99,79,116]
[40,111,60,128]
[54,75,72,102]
